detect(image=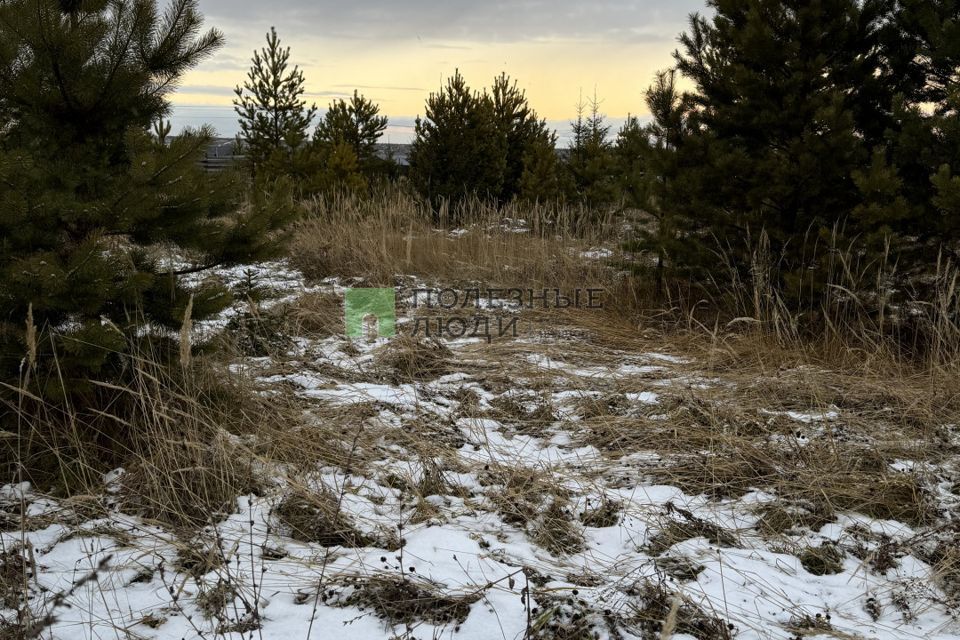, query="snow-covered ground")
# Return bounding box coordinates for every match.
[2,261,958,640]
